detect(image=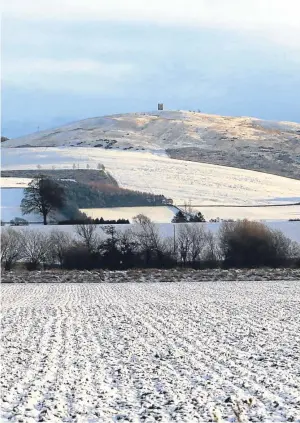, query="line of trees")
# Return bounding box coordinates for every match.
[172,210,205,223]
[58,218,130,225]
[20,174,173,225]
[1,217,299,271]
